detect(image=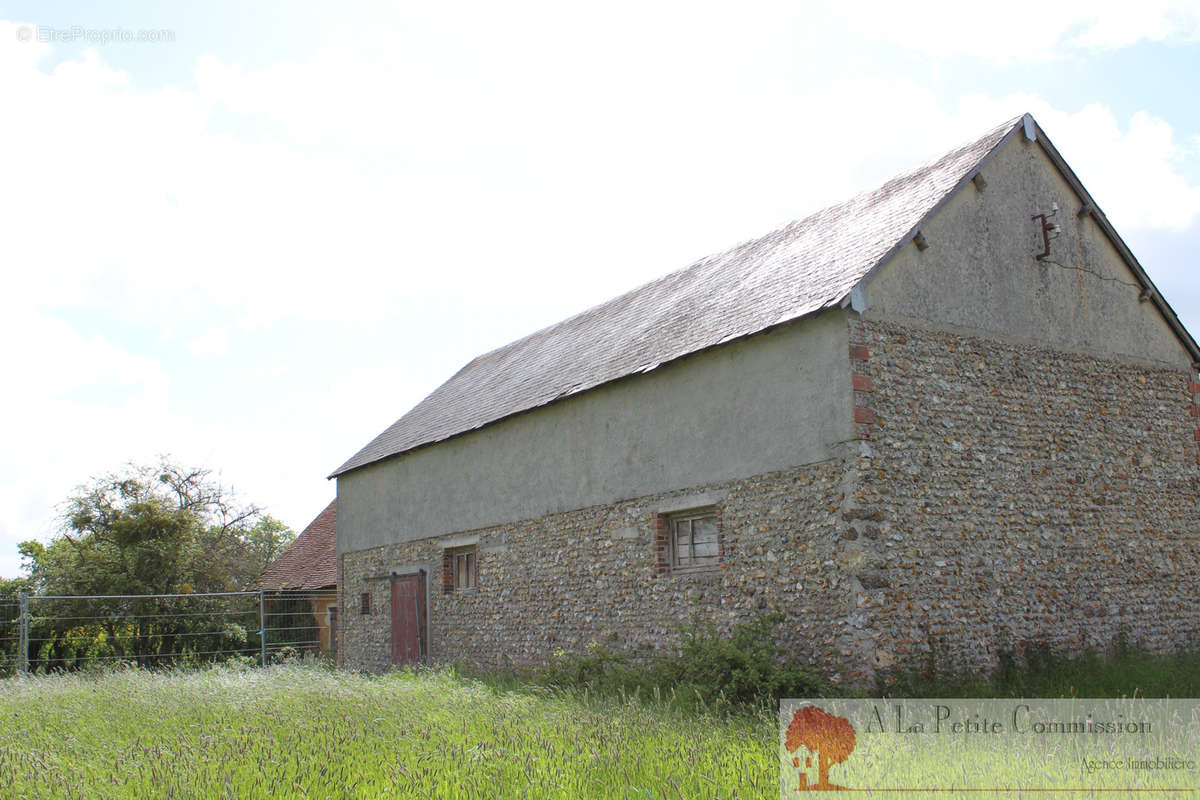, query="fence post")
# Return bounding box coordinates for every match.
[258,589,266,667]
[17,592,28,675]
